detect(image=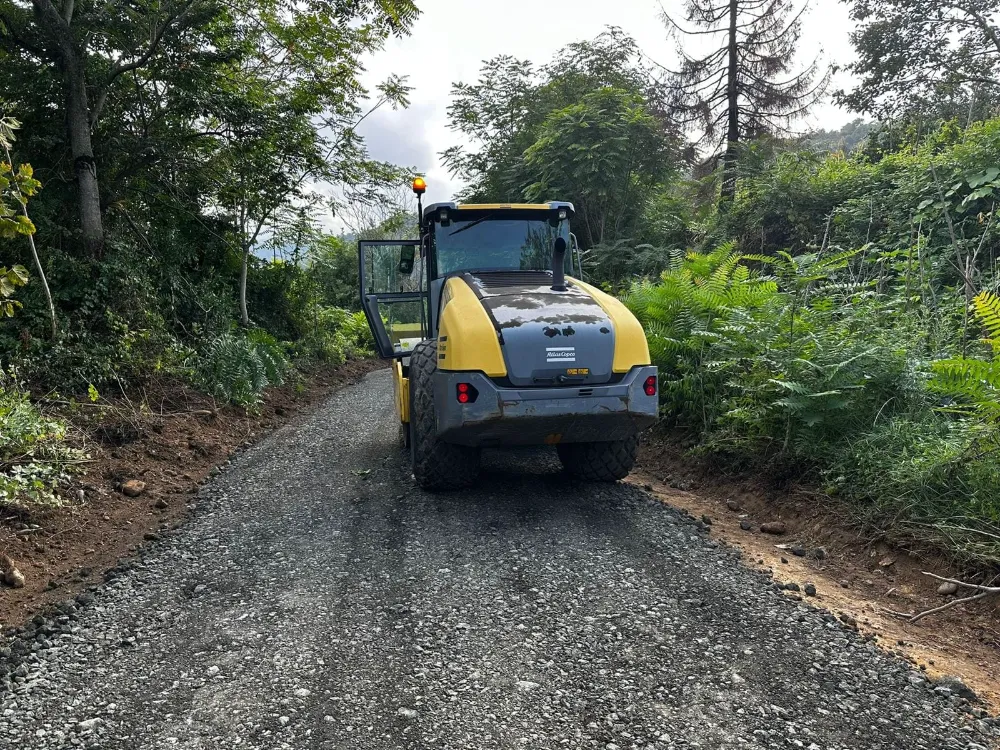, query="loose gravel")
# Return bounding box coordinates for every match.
[1,369,997,749]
